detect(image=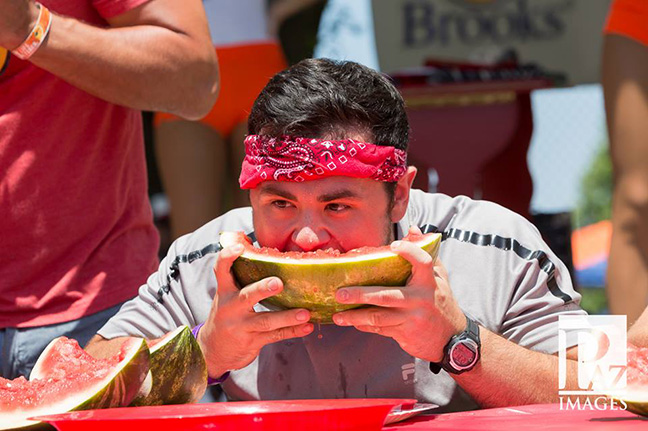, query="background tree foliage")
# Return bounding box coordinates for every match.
[573,142,613,228]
